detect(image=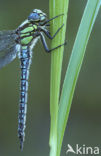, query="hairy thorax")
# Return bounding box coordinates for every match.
[15,19,40,46]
